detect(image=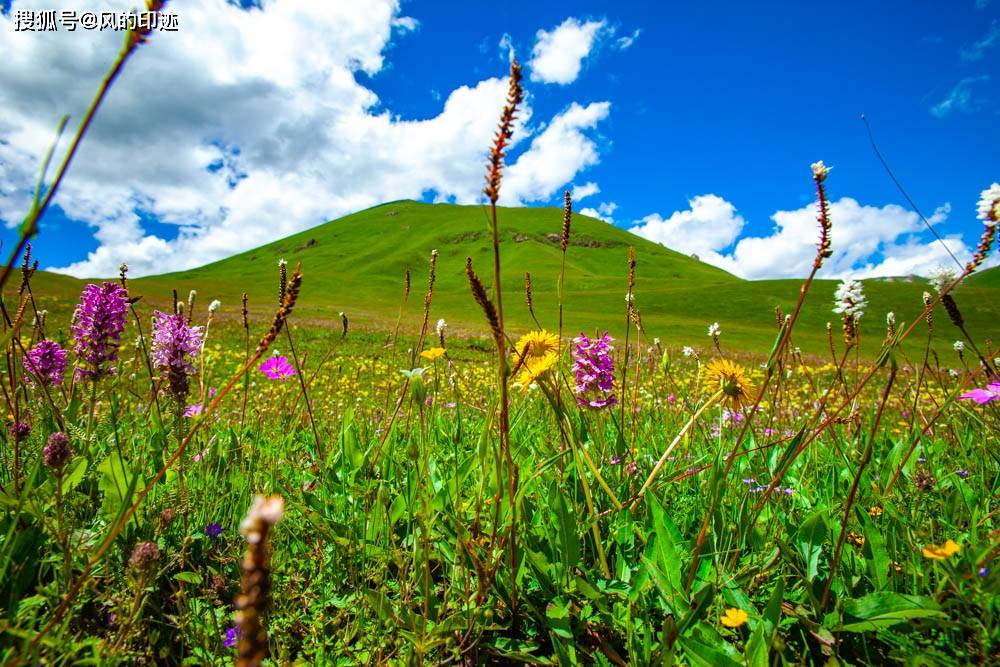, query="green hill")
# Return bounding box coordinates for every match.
[25,200,1000,357]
